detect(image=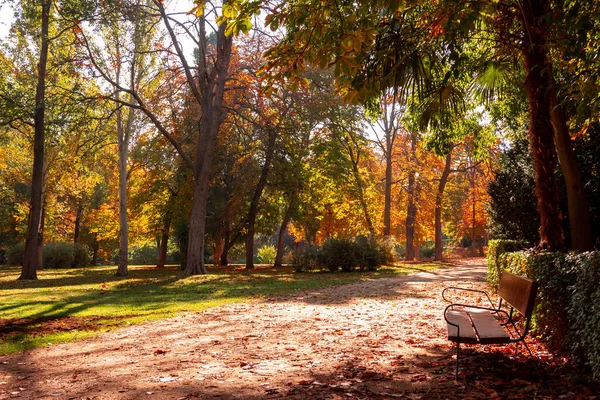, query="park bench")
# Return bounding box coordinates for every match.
[443,272,539,378]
